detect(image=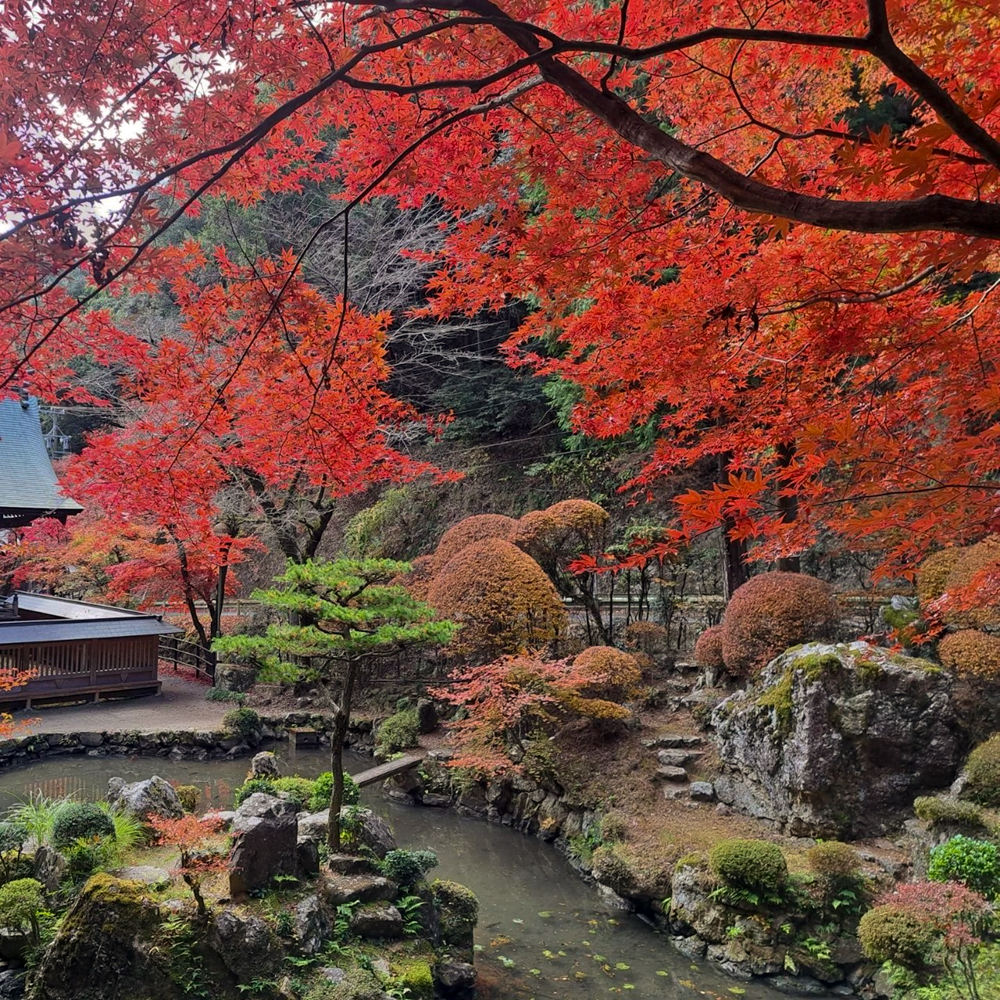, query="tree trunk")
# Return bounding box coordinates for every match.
[775,441,801,573]
[327,659,360,854]
[717,453,750,599]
